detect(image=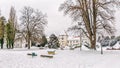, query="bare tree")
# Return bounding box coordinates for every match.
[20,6,47,49]
[59,0,120,50]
